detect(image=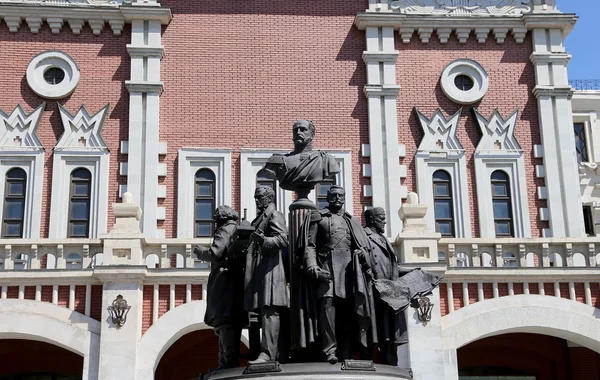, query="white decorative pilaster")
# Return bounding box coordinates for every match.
[362,26,405,238]
[530,28,584,237]
[125,19,166,238]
